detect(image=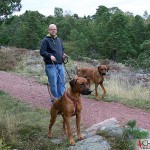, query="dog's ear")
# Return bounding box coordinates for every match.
[84,75,90,83]
[106,65,109,72]
[69,79,77,89]
[98,65,102,73]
